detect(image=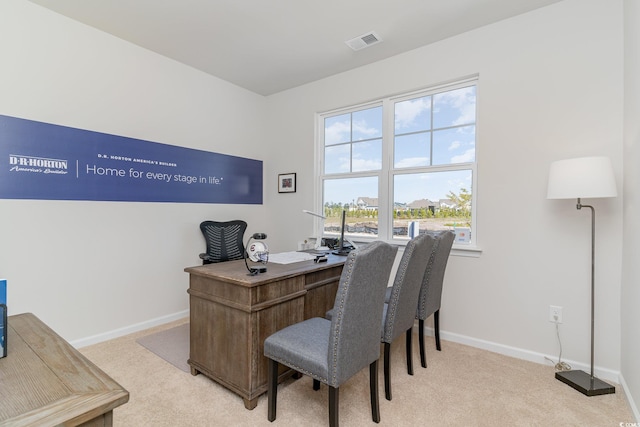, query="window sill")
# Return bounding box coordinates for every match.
[451,245,482,258]
[350,238,482,258]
